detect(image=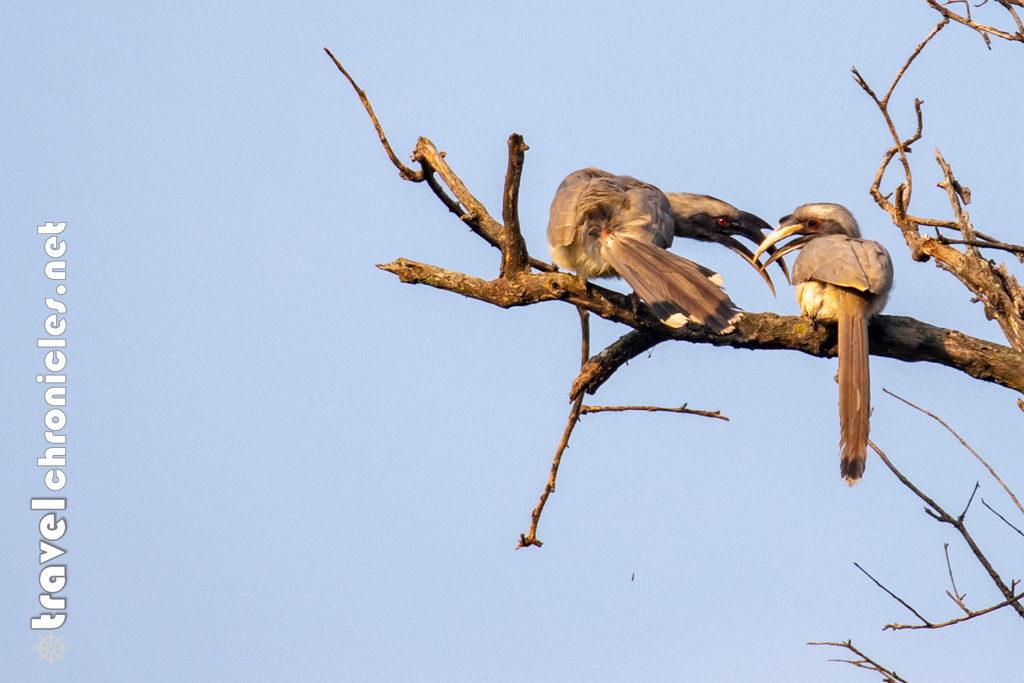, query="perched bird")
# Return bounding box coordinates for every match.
[547,168,784,333]
[753,203,894,485]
